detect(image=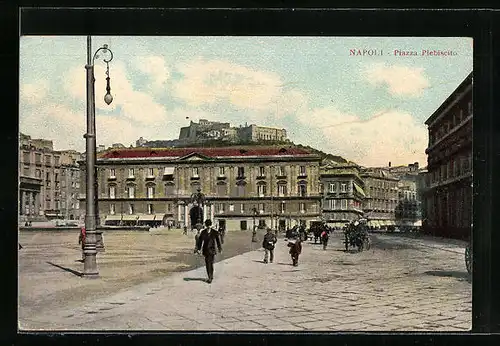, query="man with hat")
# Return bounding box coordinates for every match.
[195,219,222,283]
